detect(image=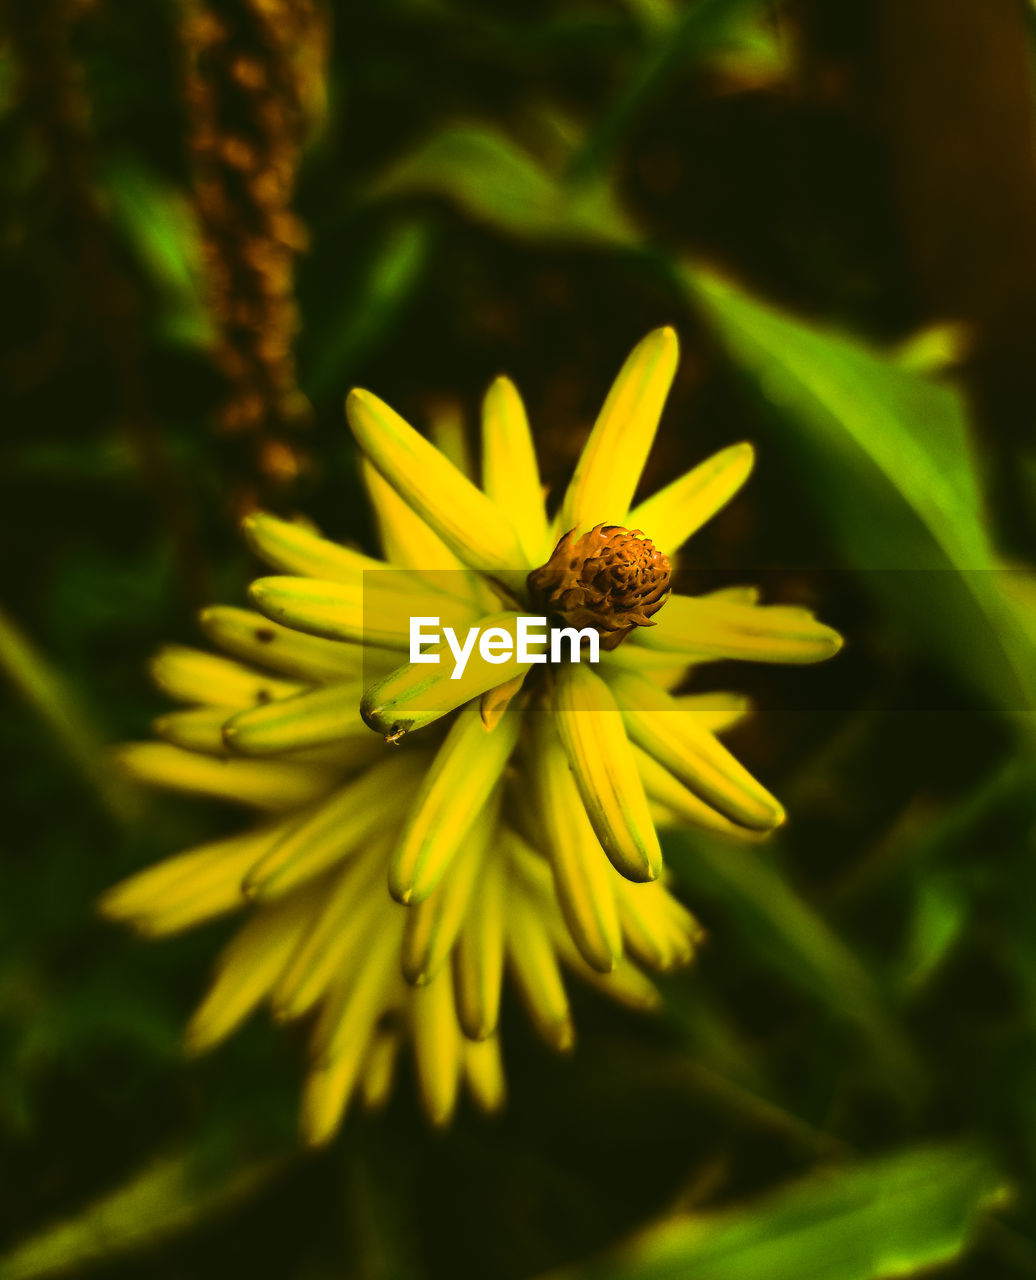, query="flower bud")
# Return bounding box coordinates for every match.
[527,523,671,649]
